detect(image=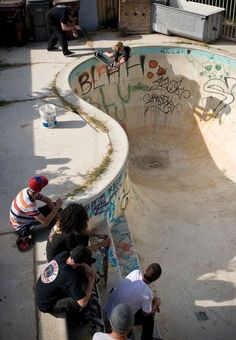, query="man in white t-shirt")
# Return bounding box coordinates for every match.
[93,304,133,340]
[104,263,162,340]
